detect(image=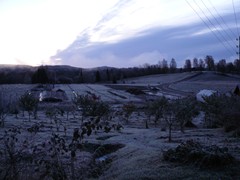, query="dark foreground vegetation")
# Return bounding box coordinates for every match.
[0,55,240,84]
[0,80,240,178]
